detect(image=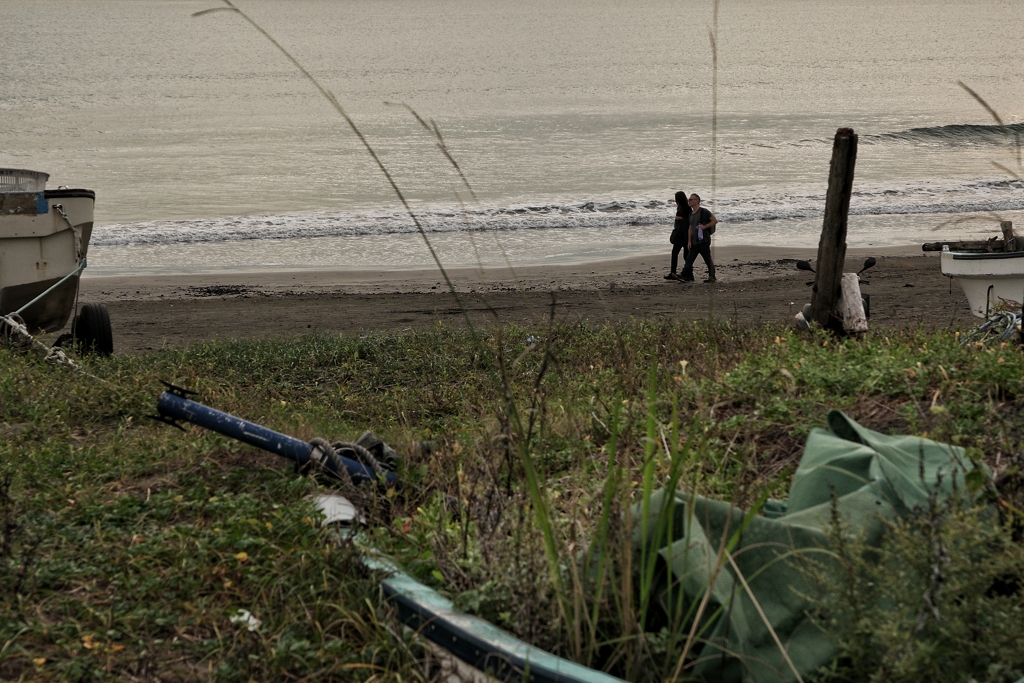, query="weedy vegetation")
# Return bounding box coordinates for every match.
[805,497,1024,683]
[2,321,1023,681]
